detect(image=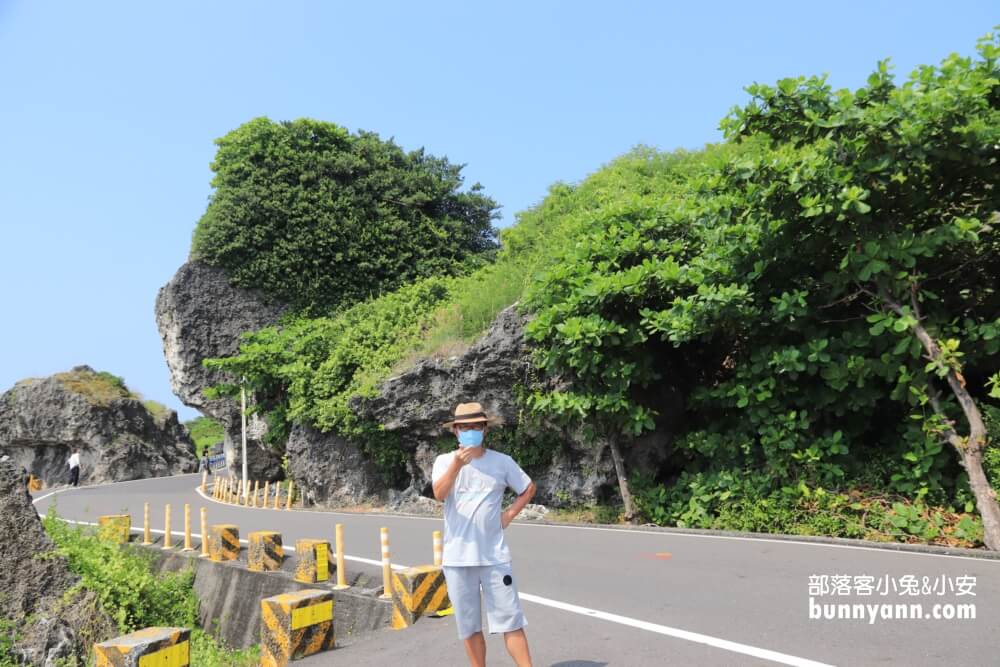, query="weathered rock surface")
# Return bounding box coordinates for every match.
[343,304,678,507]
[155,261,288,480]
[155,261,680,508]
[285,423,384,507]
[0,460,114,665]
[0,366,197,486]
